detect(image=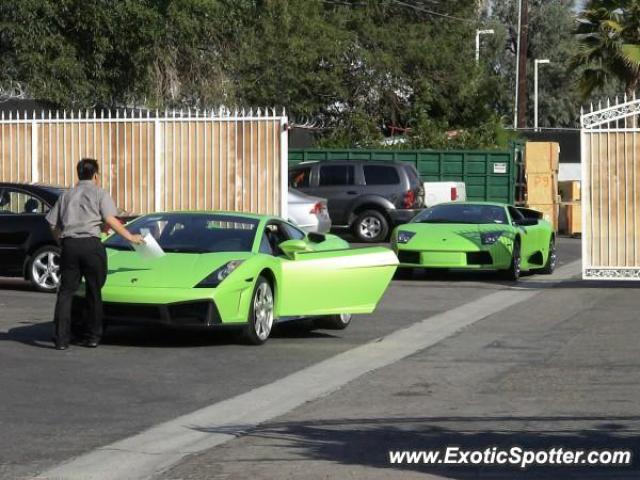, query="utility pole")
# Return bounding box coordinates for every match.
[516,0,528,129]
[534,59,550,131]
